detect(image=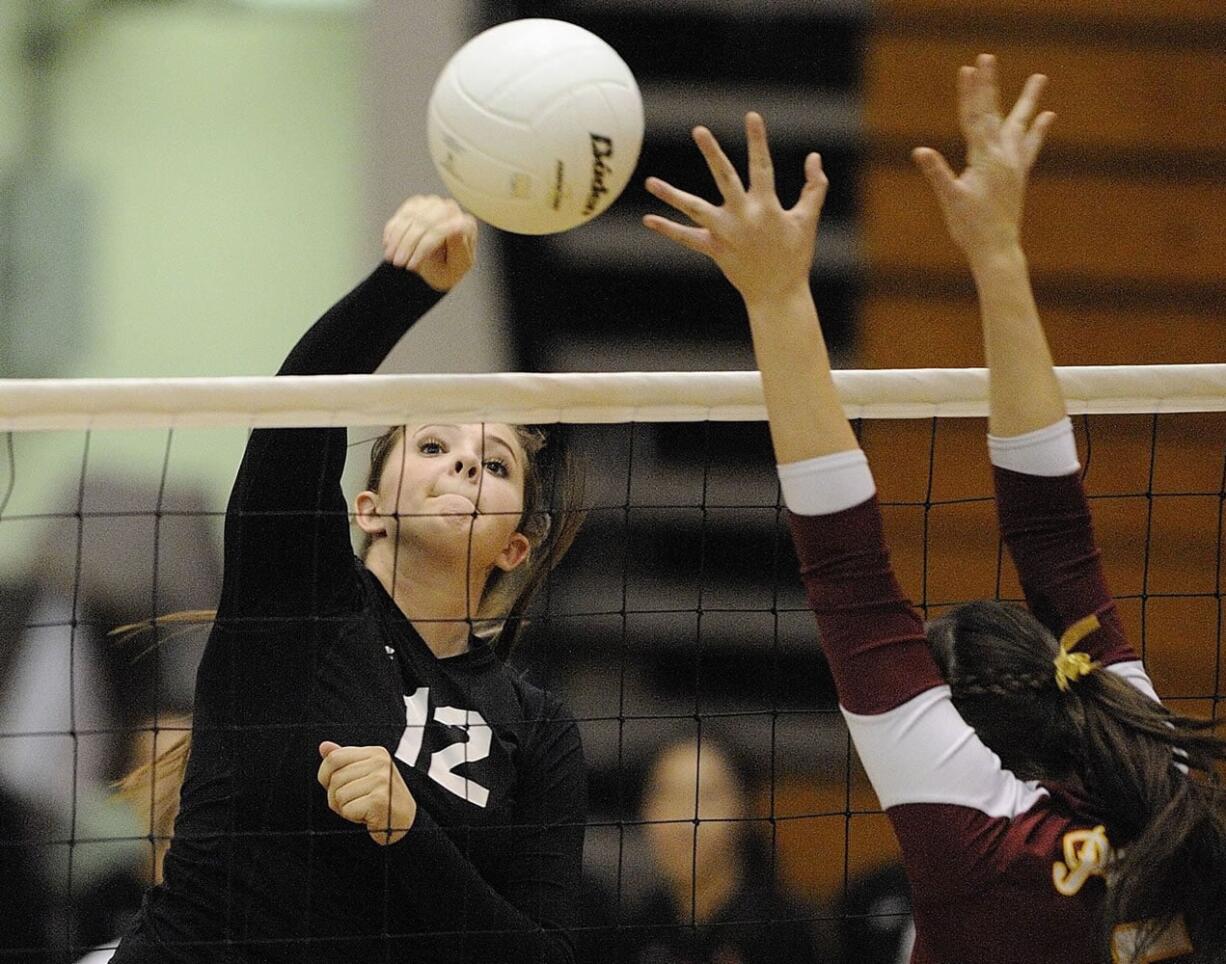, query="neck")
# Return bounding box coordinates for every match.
[365,540,490,659]
[669,859,739,925]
